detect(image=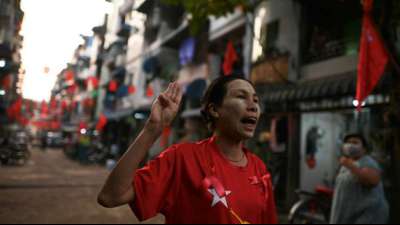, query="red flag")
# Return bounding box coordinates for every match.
[1,74,12,90]
[356,0,389,110]
[146,85,154,97]
[86,76,99,90]
[7,98,23,119]
[65,70,74,81]
[50,121,61,130]
[71,101,77,111]
[40,101,49,117]
[50,98,58,111]
[128,85,136,94]
[83,98,94,108]
[222,41,238,76]
[96,113,108,132]
[61,100,68,113]
[67,84,77,95]
[108,80,118,92]
[16,116,29,127]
